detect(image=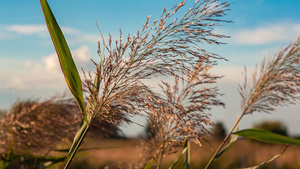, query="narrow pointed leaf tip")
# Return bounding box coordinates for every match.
[144,159,154,169]
[40,0,86,117]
